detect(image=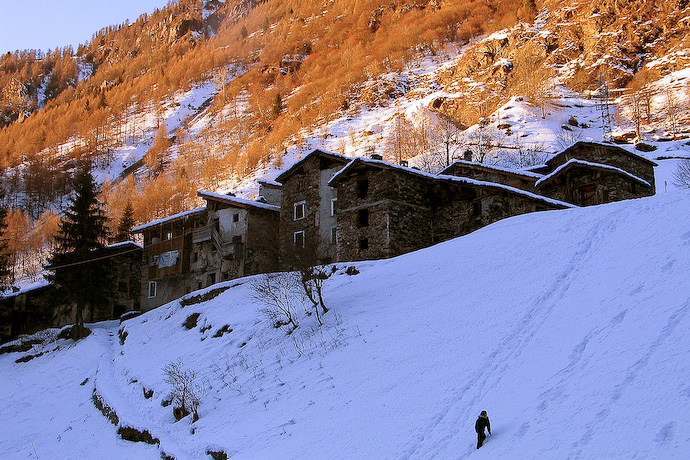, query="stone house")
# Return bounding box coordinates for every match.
[531,141,657,206]
[133,207,207,312]
[0,241,142,341]
[0,282,52,342]
[275,149,351,267]
[192,190,280,290]
[329,157,573,262]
